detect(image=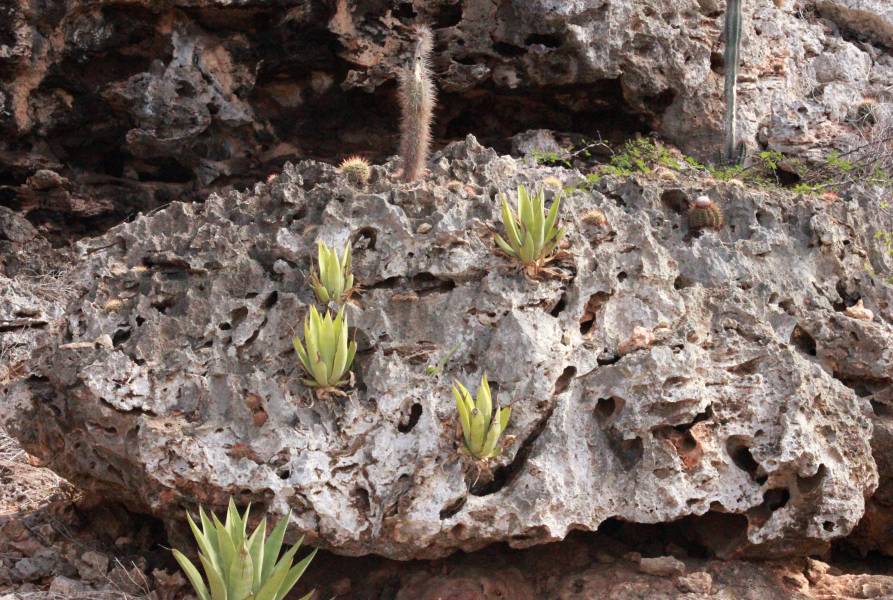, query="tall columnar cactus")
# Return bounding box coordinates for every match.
[398,25,436,182]
[724,0,743,163]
